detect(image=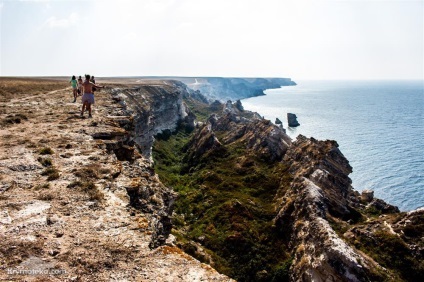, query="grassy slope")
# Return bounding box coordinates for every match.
[153,98,293,281]
[153,96,423,281]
